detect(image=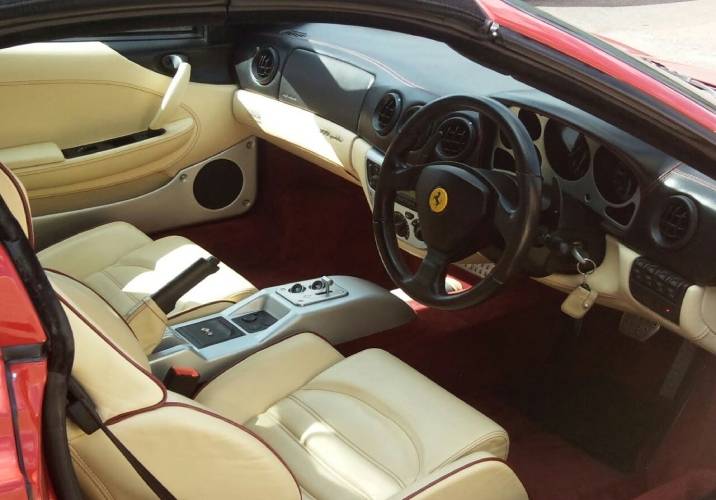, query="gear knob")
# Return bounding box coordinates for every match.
[321,276,334,294]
